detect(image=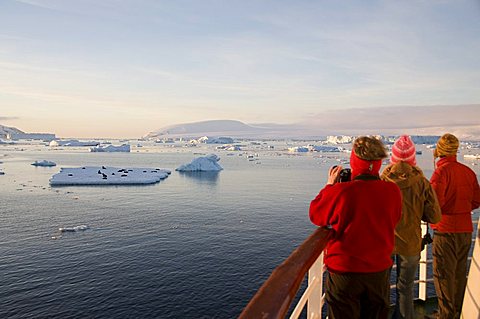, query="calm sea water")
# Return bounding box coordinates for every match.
[1,141,478,318]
